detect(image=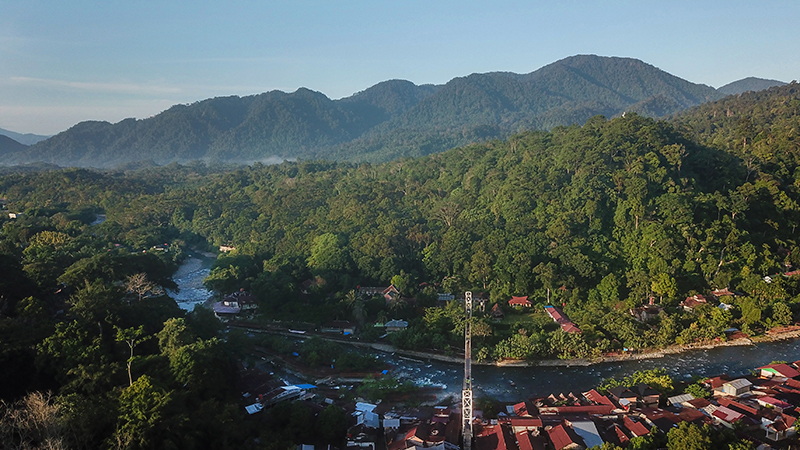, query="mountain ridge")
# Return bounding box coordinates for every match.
[2,55,785,167]
[717,77,786,96]
[0,128,50,146]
